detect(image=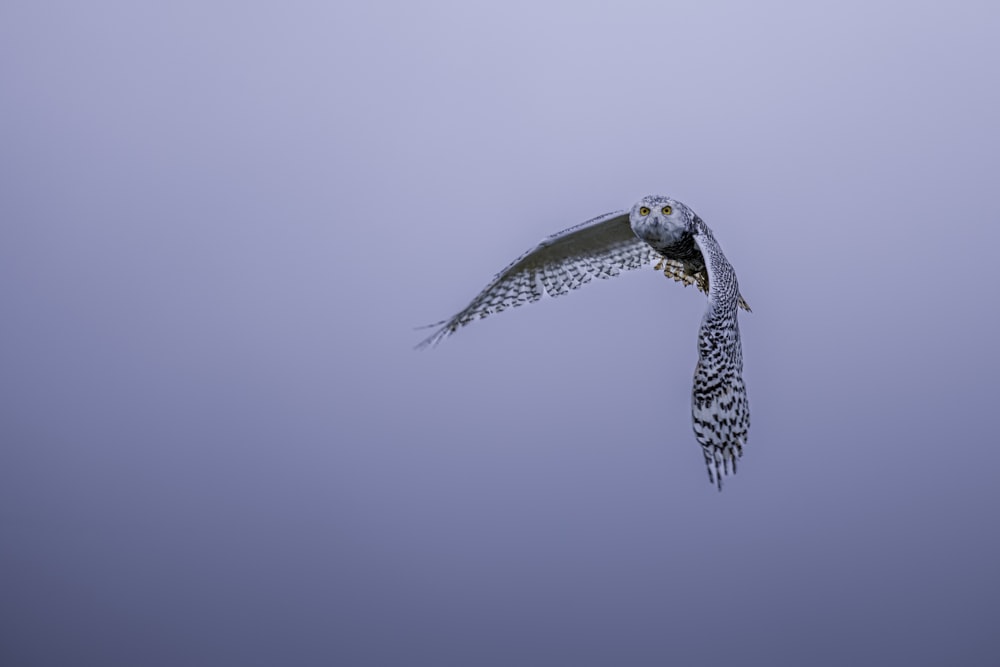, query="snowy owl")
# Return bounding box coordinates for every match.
[419,195,750,490]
